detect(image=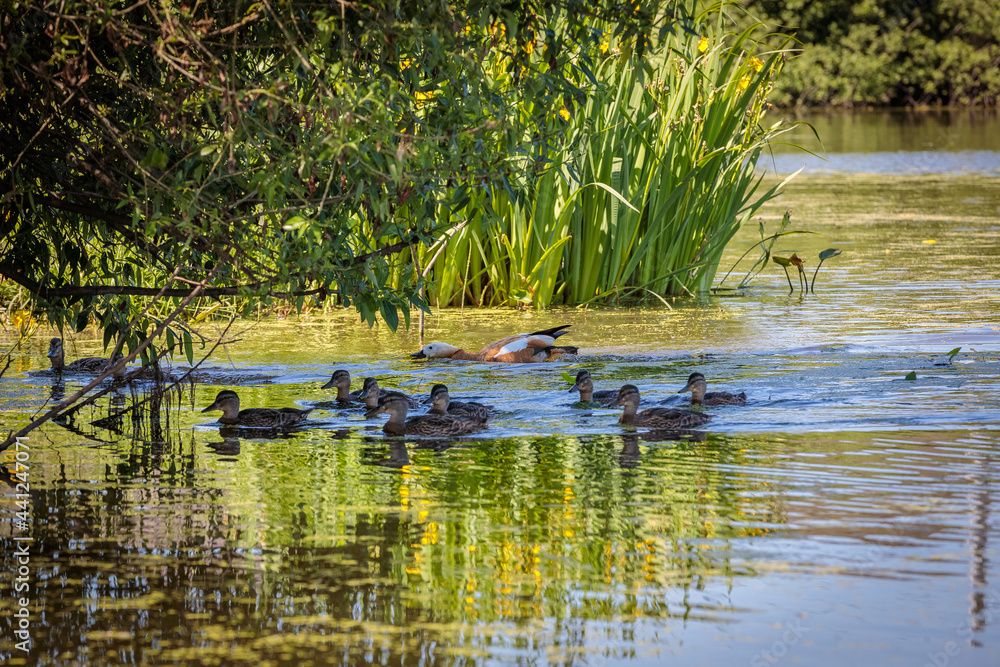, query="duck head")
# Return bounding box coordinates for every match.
[410,343,460,359]
[321,369,351,392]
[609,384,641,412]
[47,338,65,369]
[677,373,708,402]
[357,377,381,409]
[569,370,594,399]
[202,390,240,419]
[429,384,451,414]
[377,392,411,419]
